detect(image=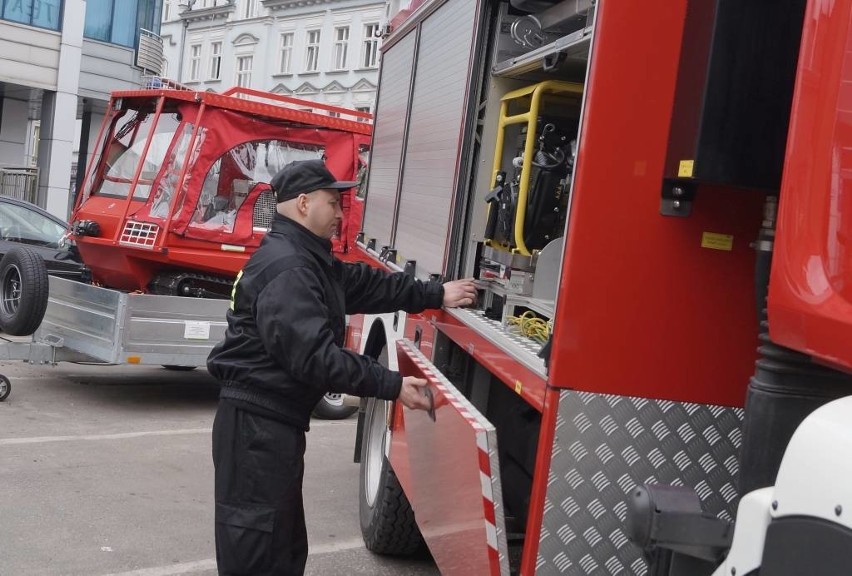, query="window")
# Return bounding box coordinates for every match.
[242,0,257,18]
[305,29,321,72]
[92,111,183,201]
[332,26,349,70]
[328,111,340,118]
[26,121,40,166]
[190,141,324,235]
[278,33,293,74]
[362,23,380,68]
[209,41,222,80]
[82,0,162,47]
[0,202,67,247]
[189,44,202,81]
[236,55,253,88]
[355,106,371,122]
[1,0,62,30]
